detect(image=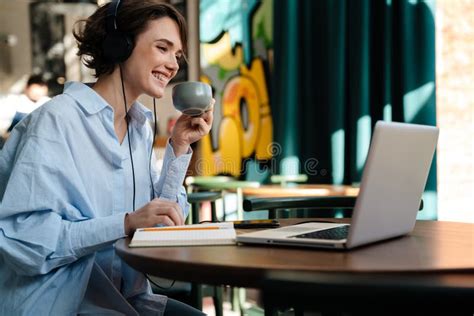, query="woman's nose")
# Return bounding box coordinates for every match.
[166,54,179,72]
